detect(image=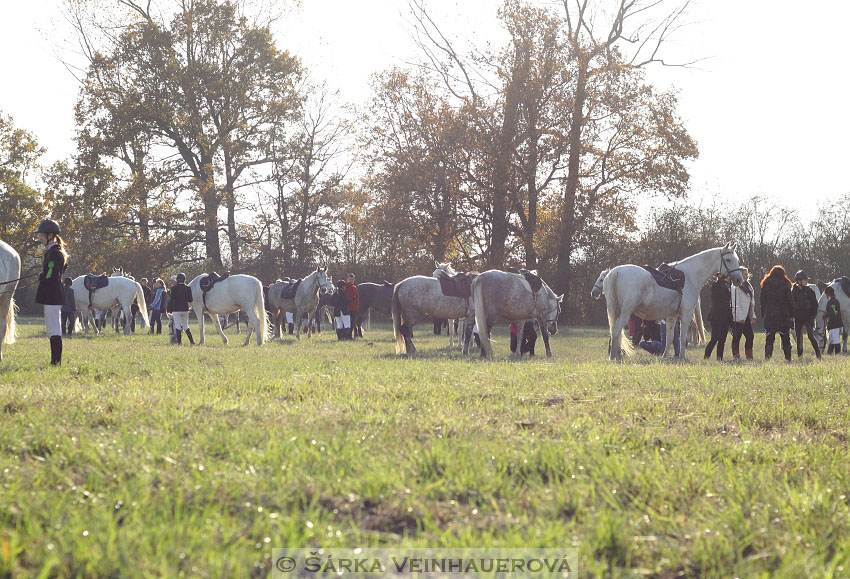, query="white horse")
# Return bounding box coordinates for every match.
[188,274,268,346]
[72,272,149,335]
[267,267,334,340]
[0,241,21,361]
[603,243,744,361]
[433,261,464,348]
[592,267,706,346]
[814,278,850,353]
